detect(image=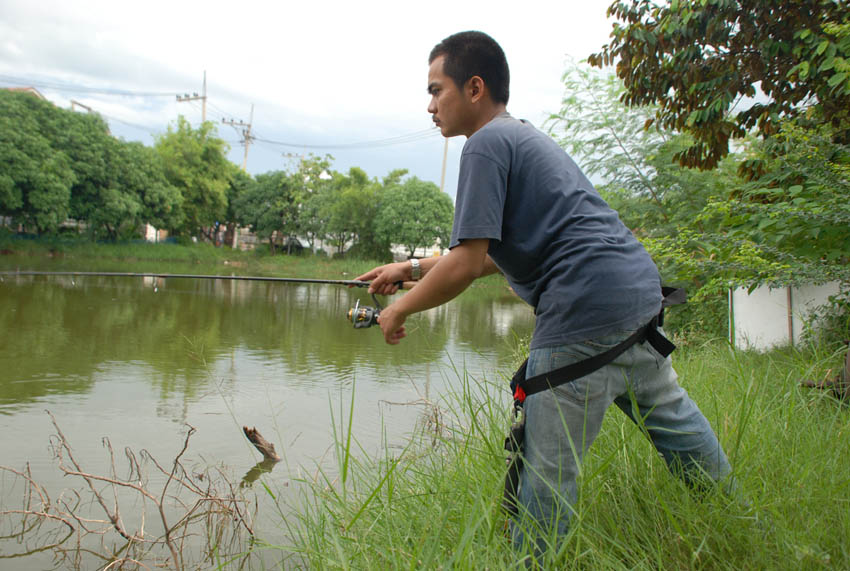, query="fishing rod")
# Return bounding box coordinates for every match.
[0,270,413,329]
